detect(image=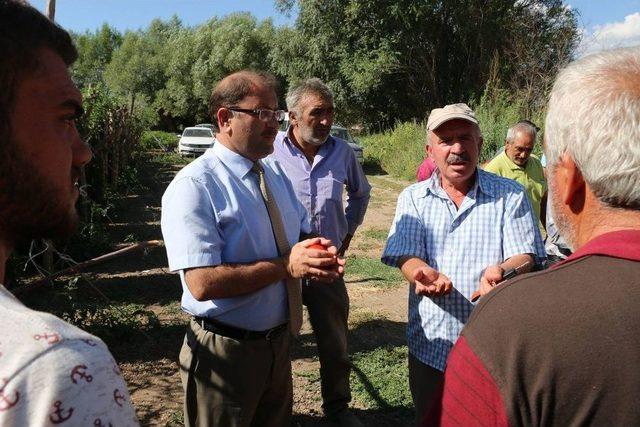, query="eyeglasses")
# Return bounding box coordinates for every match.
[228,107,286,122]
